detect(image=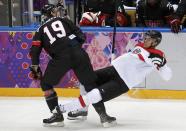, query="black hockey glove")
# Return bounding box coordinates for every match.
[30,65,42,80]
[148,53,167,69]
